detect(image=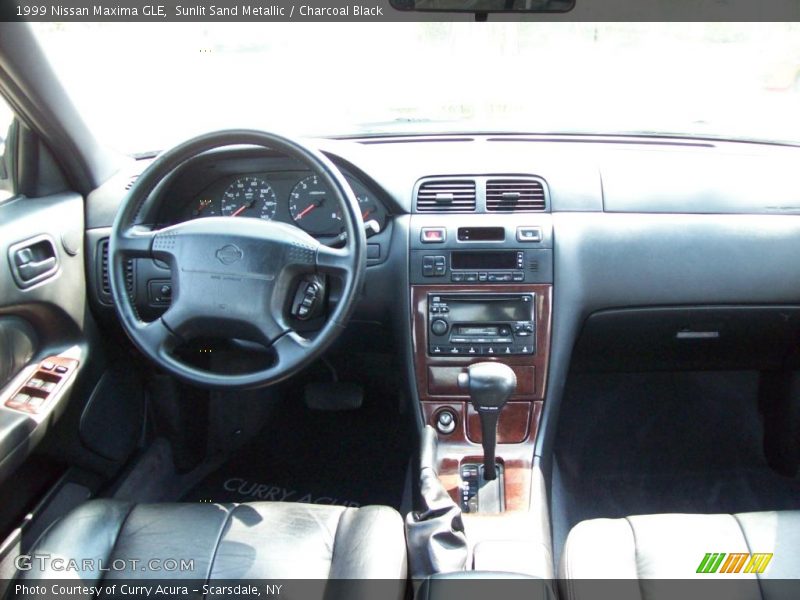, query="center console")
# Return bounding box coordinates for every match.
[409,212,553,514]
